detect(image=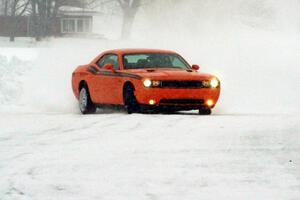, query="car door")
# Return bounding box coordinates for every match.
[91,54,123,104]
